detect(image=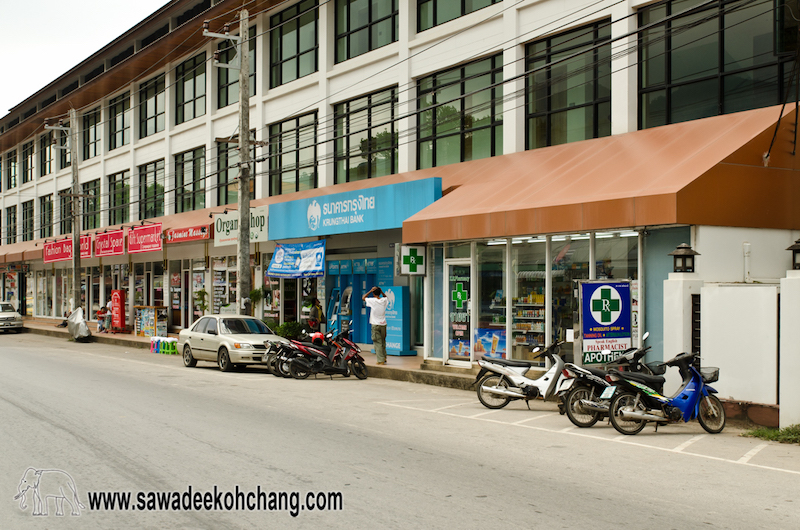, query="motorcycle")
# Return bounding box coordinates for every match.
[558,332,664,428]
[289,327,367,380]
[605,350,726,435]
[474,341,566,410]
